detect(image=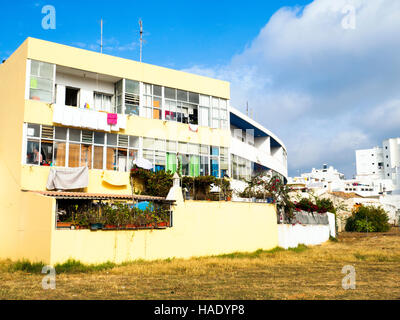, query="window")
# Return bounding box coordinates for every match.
[26,140,40,165]
[220,147,228,177]
[125,79,140,116]
[94,92,113,112]
[115,80,123,114]
[143,83,162,120]
[200,156,209,176]
[165,88,198,125]
[114,79,140,115]
[29,60,54,103]
[65,87,79,107]
[24,123,139,172]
